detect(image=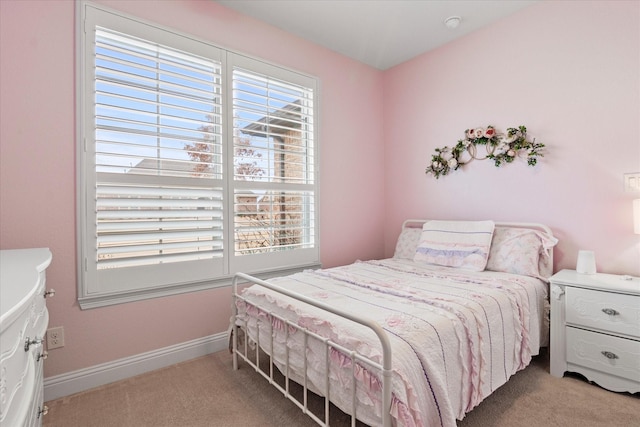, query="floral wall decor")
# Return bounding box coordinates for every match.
[425,125,545,179]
